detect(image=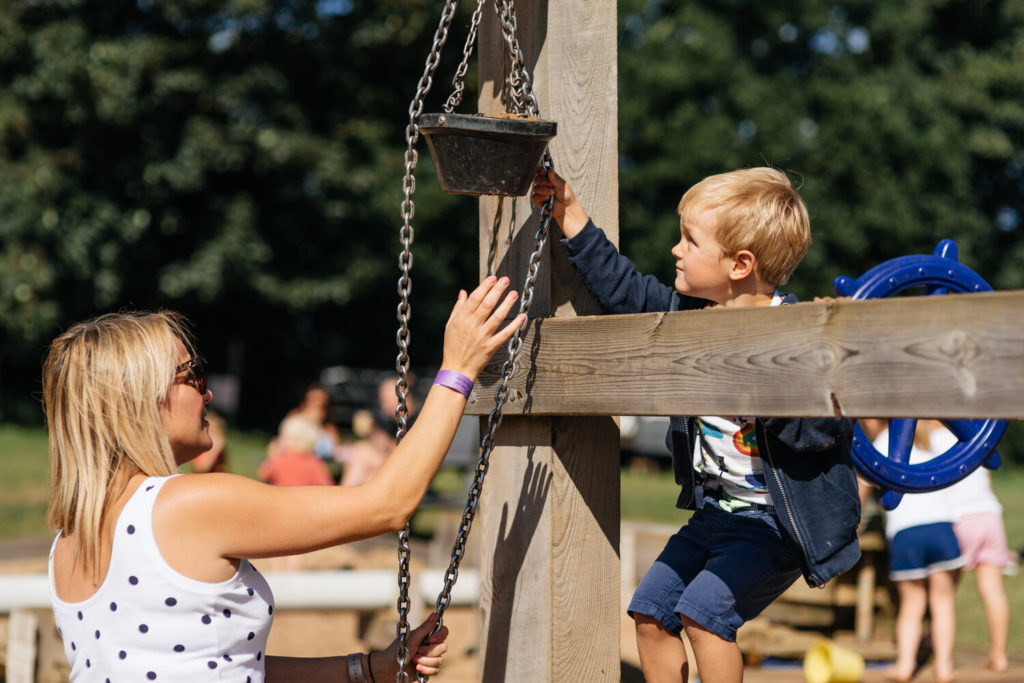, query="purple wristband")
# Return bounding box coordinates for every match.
[433,369,474,399]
